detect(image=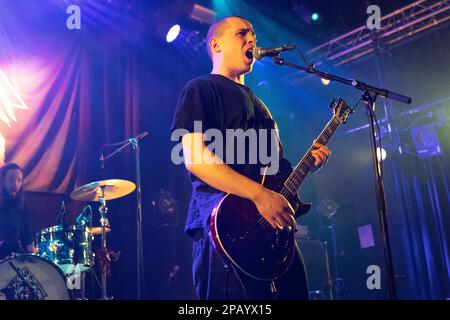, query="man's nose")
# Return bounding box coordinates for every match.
[246,34,256,44]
